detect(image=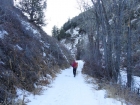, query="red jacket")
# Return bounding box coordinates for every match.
[72,61,78,68]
